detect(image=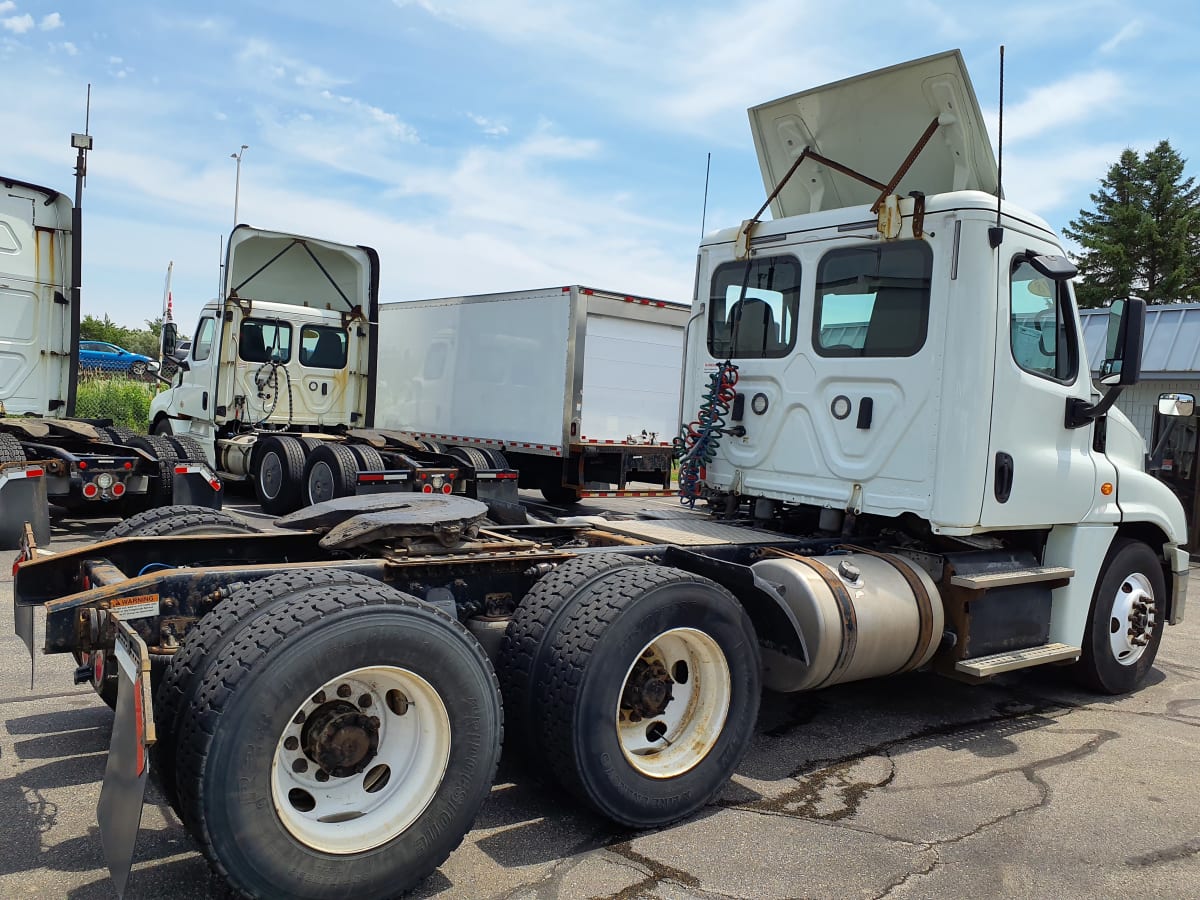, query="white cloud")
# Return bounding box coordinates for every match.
[989,70,1126,144]
[1099,20,1143,54]
[2,13,34,33]
[108,55,122,64]
[40,12,63,31]
[318,90,417,141]
[0,1,14,13]
[238,38,345,91]
[467,113,508,136]
[60,40,77,55]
